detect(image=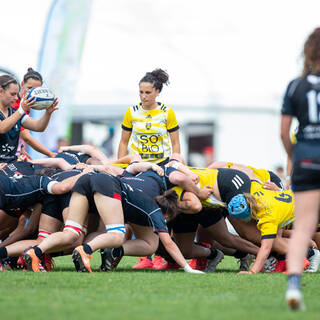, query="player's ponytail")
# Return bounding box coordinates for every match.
[23,67,43,84]
[302,28,320,77]
[140,68,169,92]
[155,189,179,221]
[243,193,265,220]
